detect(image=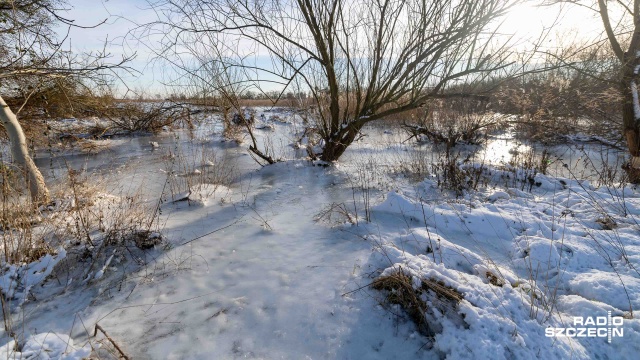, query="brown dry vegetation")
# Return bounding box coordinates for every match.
[491,68,621,141]
[372,270,464,337]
